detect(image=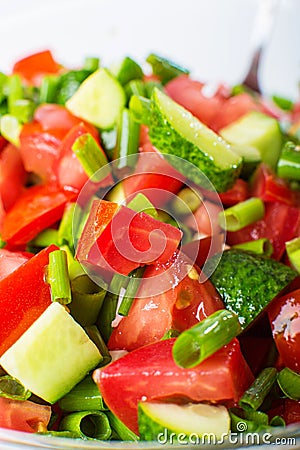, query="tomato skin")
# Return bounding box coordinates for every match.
[219,179,250,206]
[108,256,224,351]
[0,143,27,211]
[12,50,60,86]
[77,200,182,278]
[20,105,89,183]
[1,184,76,245]
[185,200,223,236]
[0,245,57,356]
[267,289,300,373]
[227,202,300,260]
[123,142,183,208]
[94,338,254,433]
[165,75,225,128]
[0,249,33,282]
[0,397,51,433]
[251,163,295,206]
